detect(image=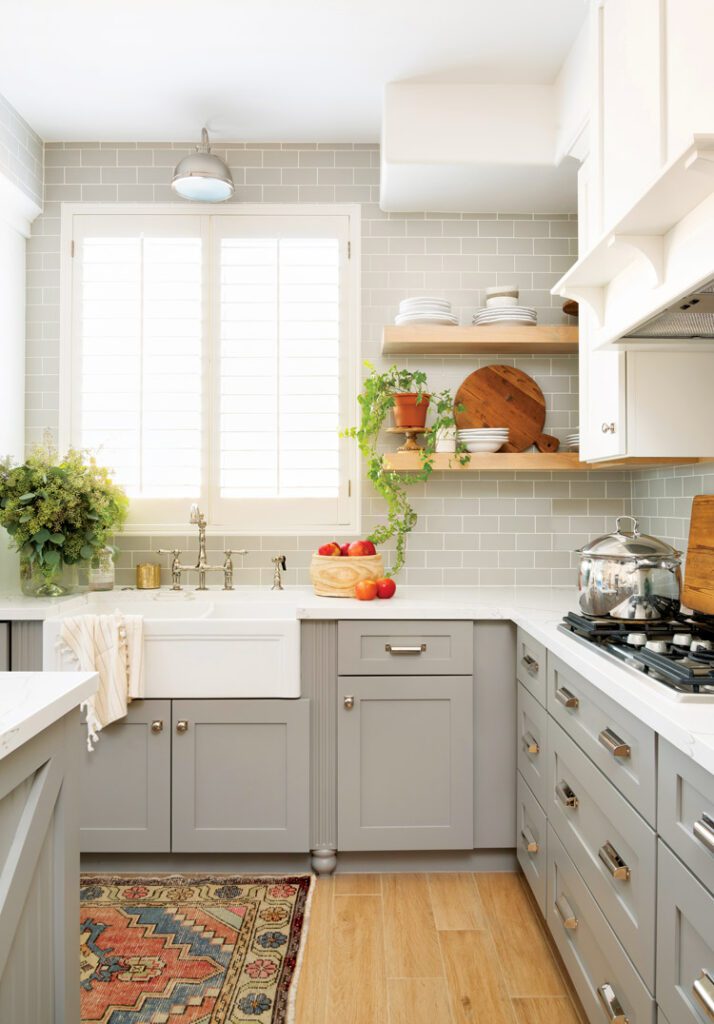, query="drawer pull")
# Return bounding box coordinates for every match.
[522,654,539,674]
[598,728,631,759]
[176,720,188,734]
[343,695,355,710]
[522,732,540,756]
[521,828,539,854]
[598,841,631,881]
[556,780,579,809]
[555,894,578,930]
[693,969,714,1021]
[385,643,427,655]
[150,720,163,734]
[693,812,714,855]
[555,686,579,709]
[597,982,629,1024]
